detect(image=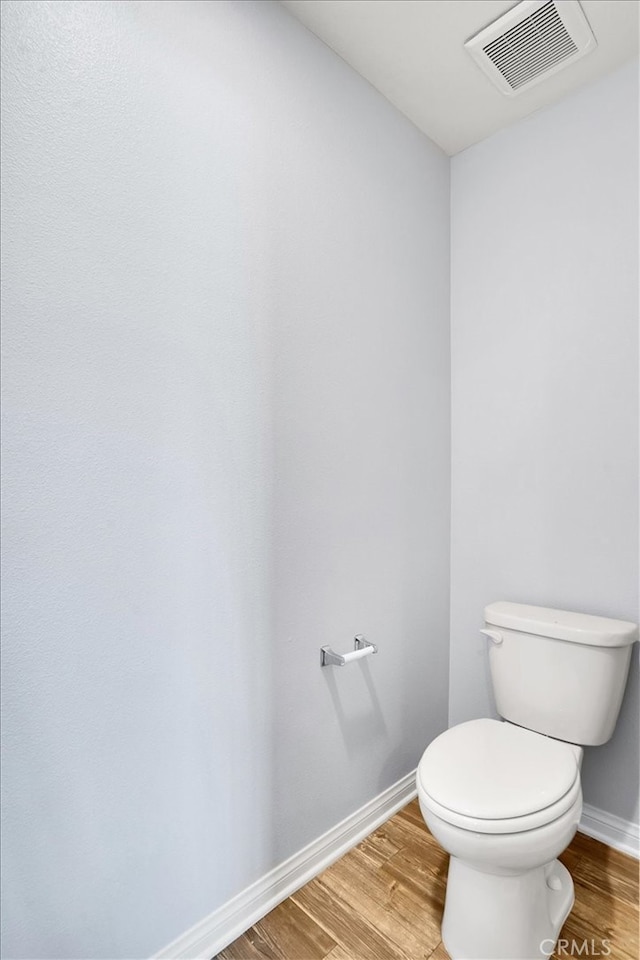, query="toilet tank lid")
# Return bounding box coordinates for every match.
[485,602,638,647]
